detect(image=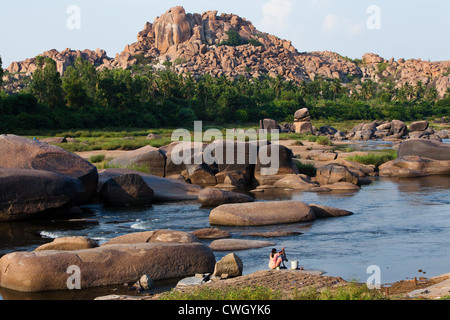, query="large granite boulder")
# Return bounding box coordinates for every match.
[98,173,154,207]
[0,242,215,293]
[159,141,207,177]
[198,188,254,207]
[0,168,85,221]
[108,145,166,177]
[313,163,360,186]
[260,119,280,131]
[389,120,408,138]
[0,230,215,293]
[409,121,429,132]
[273,174,319,190]
[209,201,315,226]
[212,253,243,279]
[397,139,450,161]
[97,168,202,202]
[254,144,299,185]
[379,156,450,177]
[0,134,98,202]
